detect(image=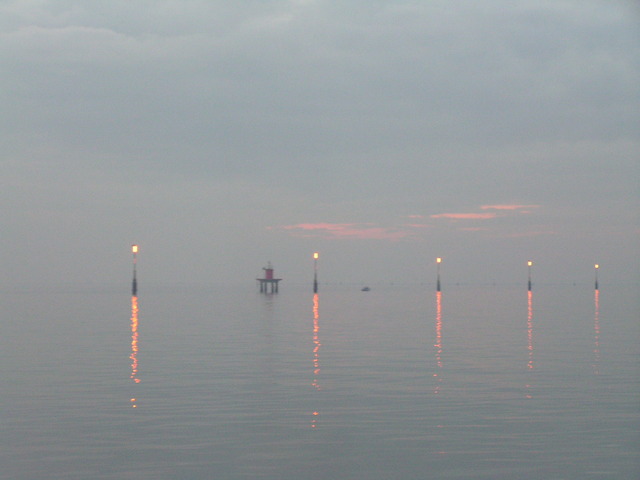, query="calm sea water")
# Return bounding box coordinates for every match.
[1,283,638,479]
